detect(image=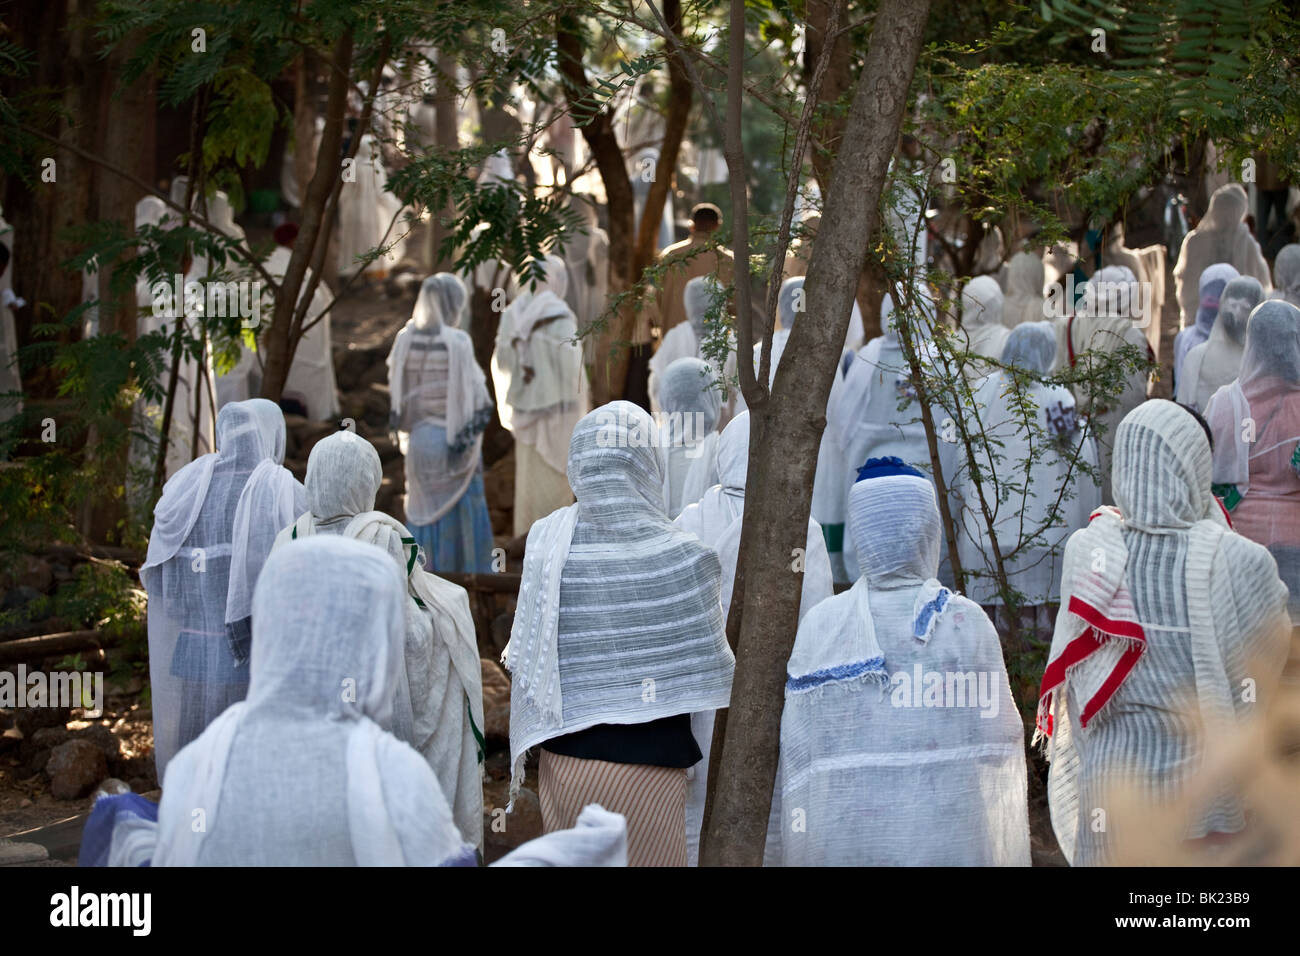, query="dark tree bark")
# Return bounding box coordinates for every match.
[700,0,932,867]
